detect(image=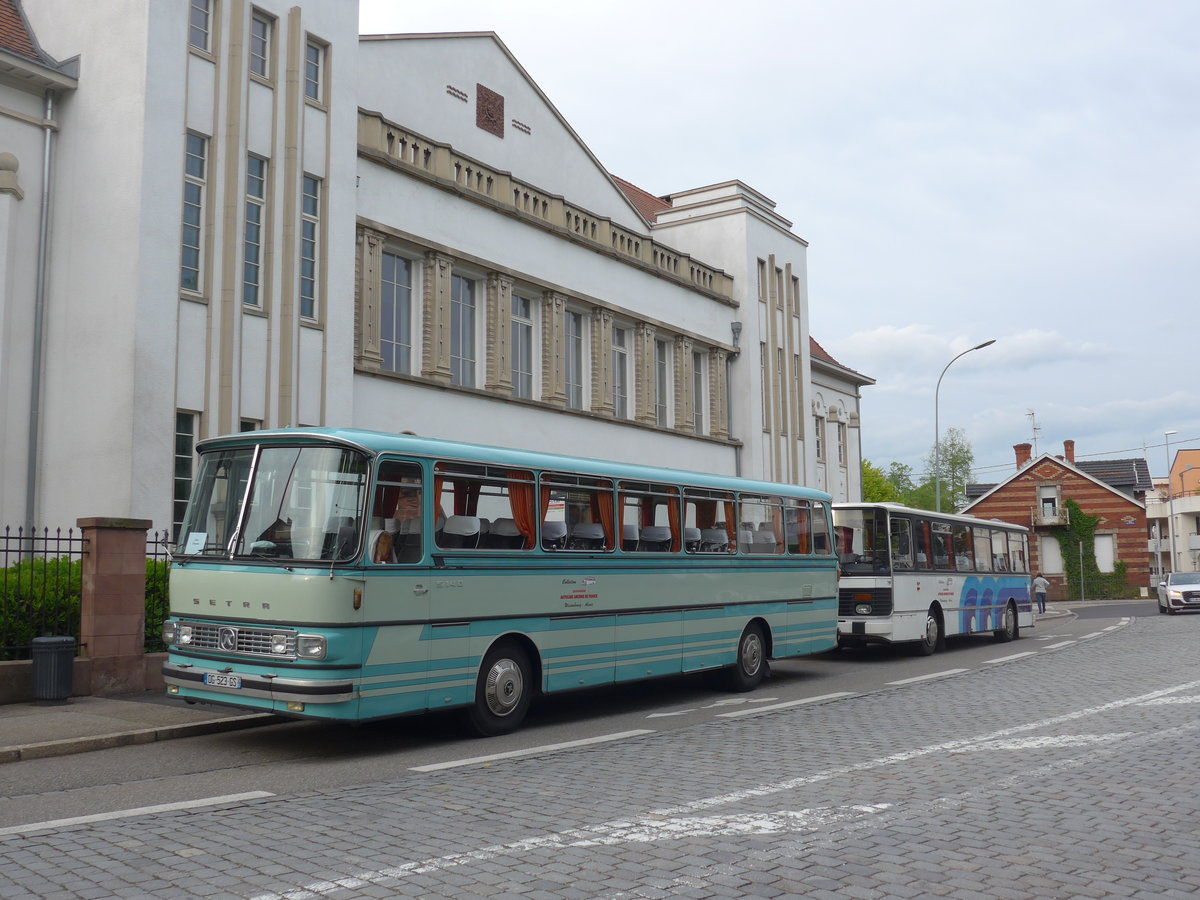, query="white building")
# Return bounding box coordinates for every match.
[1,1,872,539]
